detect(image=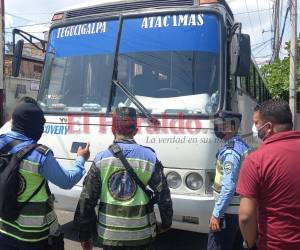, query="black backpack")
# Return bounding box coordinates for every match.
[0,140,43,221]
